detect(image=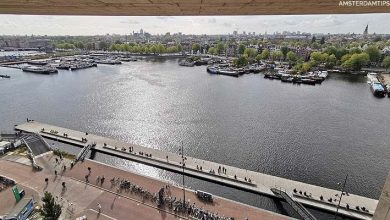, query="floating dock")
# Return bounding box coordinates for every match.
[15,121,378,220]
